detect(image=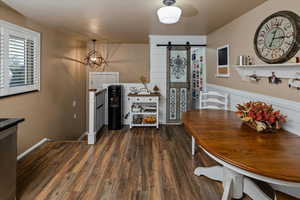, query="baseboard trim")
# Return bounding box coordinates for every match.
[78,132,88,141]
[17,138,50,161]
